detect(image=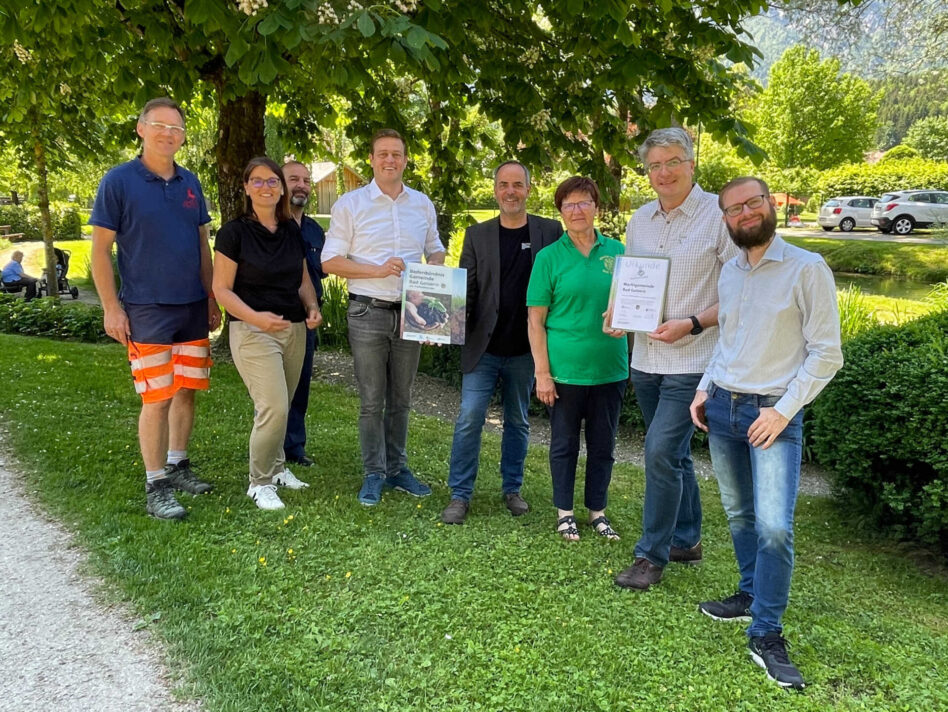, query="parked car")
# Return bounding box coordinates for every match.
[870,190,948,235]
[818,196,878,232]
